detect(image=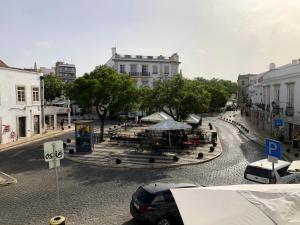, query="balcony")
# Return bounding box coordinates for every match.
[285,106,294,117]
[129,72,139,76]
[272,106,283,115]
[141,71,150,76]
